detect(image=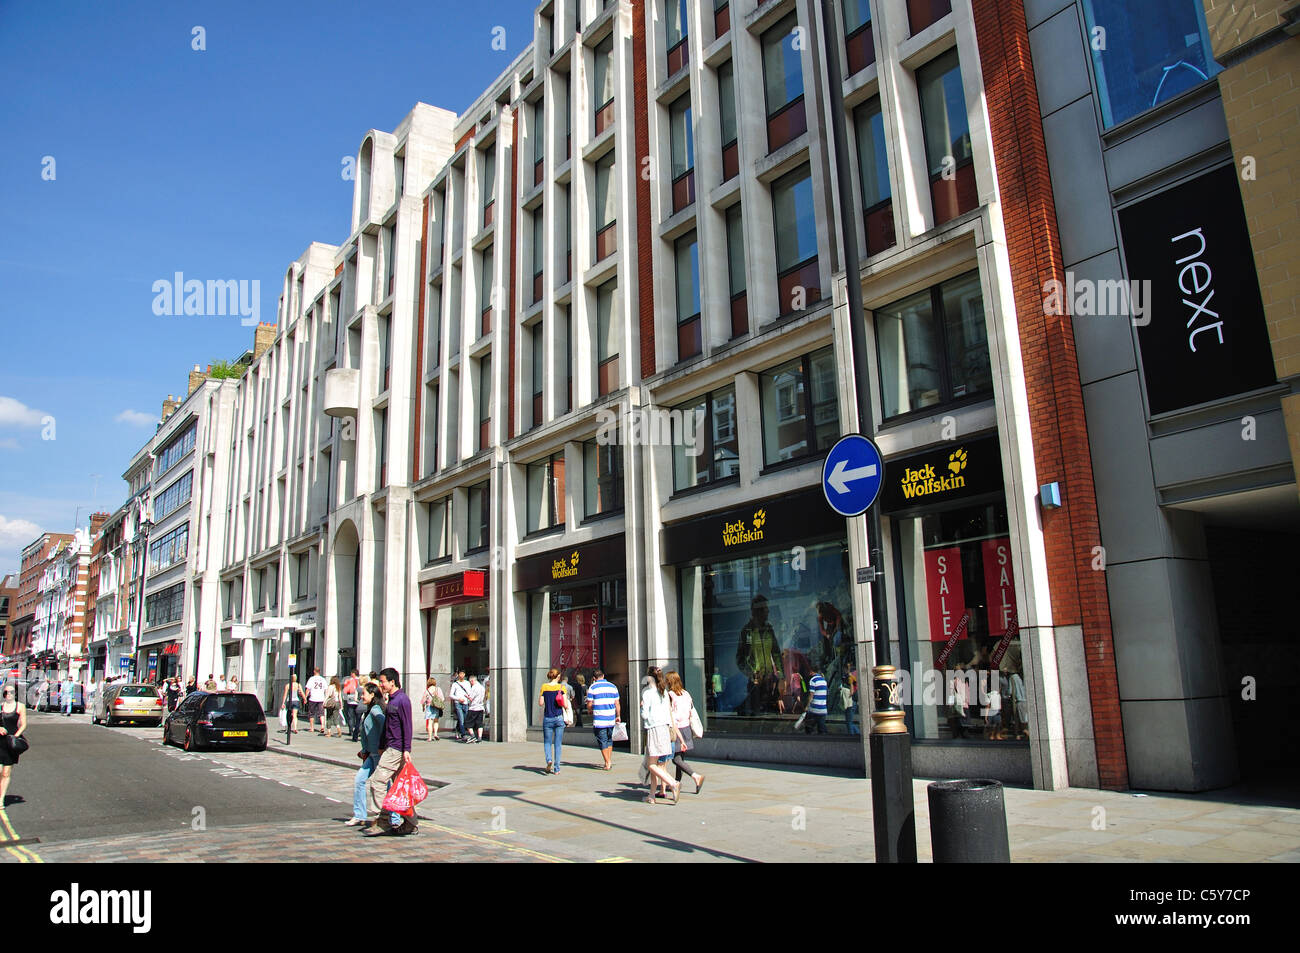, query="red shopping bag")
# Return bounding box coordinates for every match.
[381,761,429,817]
